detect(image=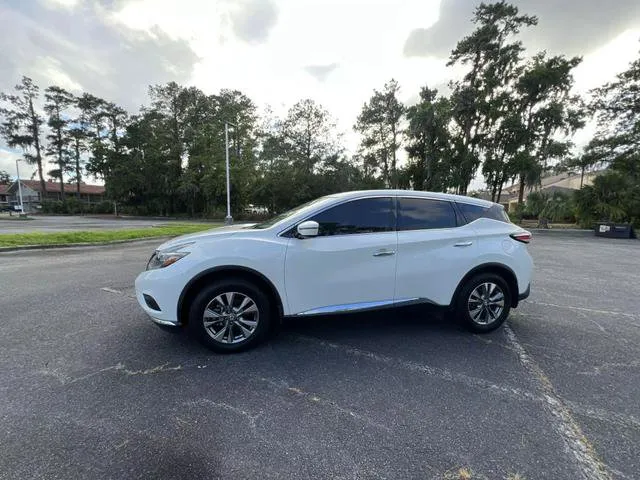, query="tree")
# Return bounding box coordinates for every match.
[68,126,85,197]
[355,79,405,188]
[0,170,10,184]
[0,76,47,196]
[404,86,454,191]
[575,45,640,228]
[447,1,537,194]
[79,93,109,180]
[564,149,601,188]
[511,53,584,205]
[282,99,340,175]
[44,86,76,198]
